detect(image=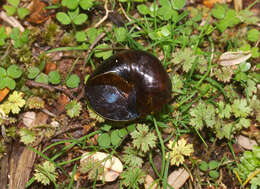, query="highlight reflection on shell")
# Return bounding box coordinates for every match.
[85,50,172,121]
